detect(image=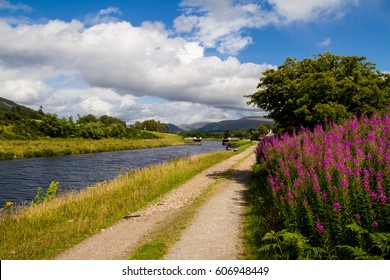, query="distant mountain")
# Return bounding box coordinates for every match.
[176,116,273,132]
[0,97,42,119]
[178,122,210,131]
[197,116,273,132]
[168,123,184,132]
